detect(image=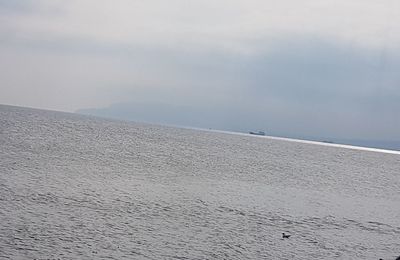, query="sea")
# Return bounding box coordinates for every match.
[1,104,399,259]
